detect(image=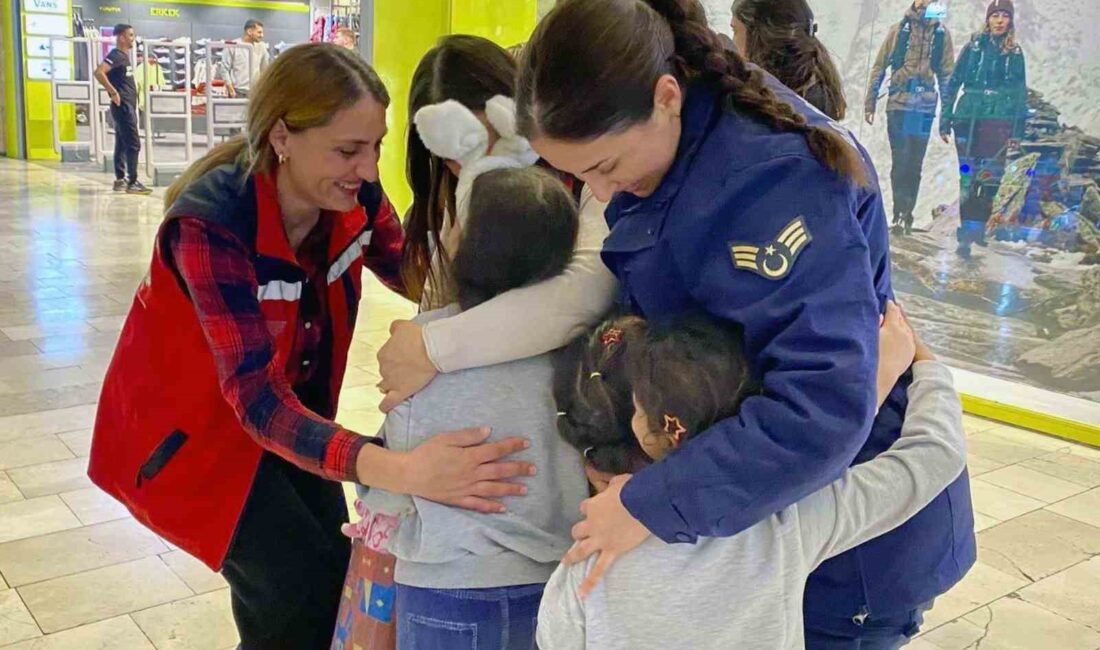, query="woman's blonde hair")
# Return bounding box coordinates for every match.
[164,43,389,210]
